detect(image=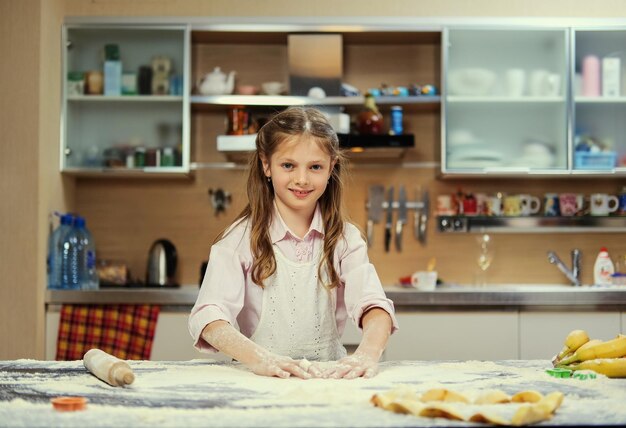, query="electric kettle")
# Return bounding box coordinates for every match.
[146,239,178,287]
